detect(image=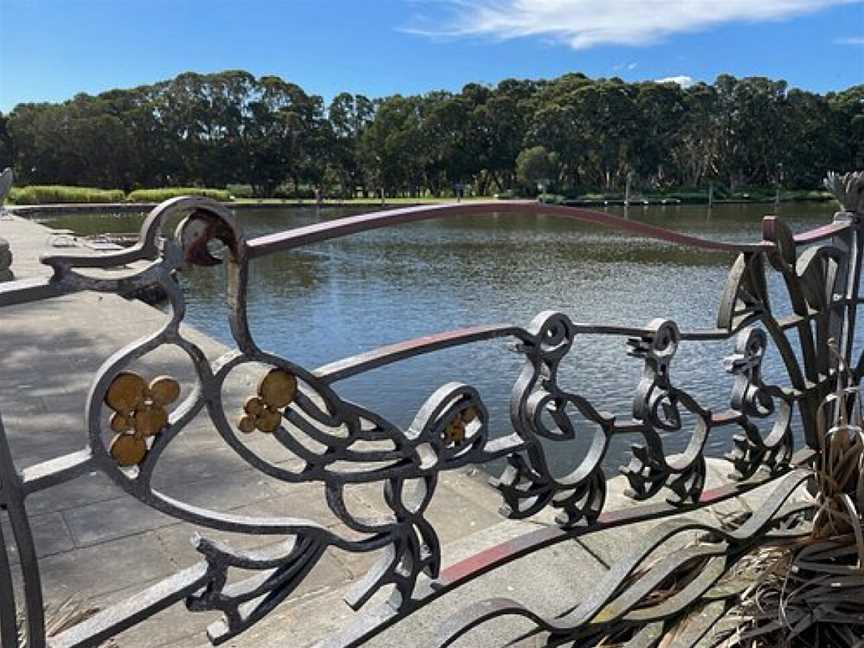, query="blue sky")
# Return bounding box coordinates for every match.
[1,0,862,112]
